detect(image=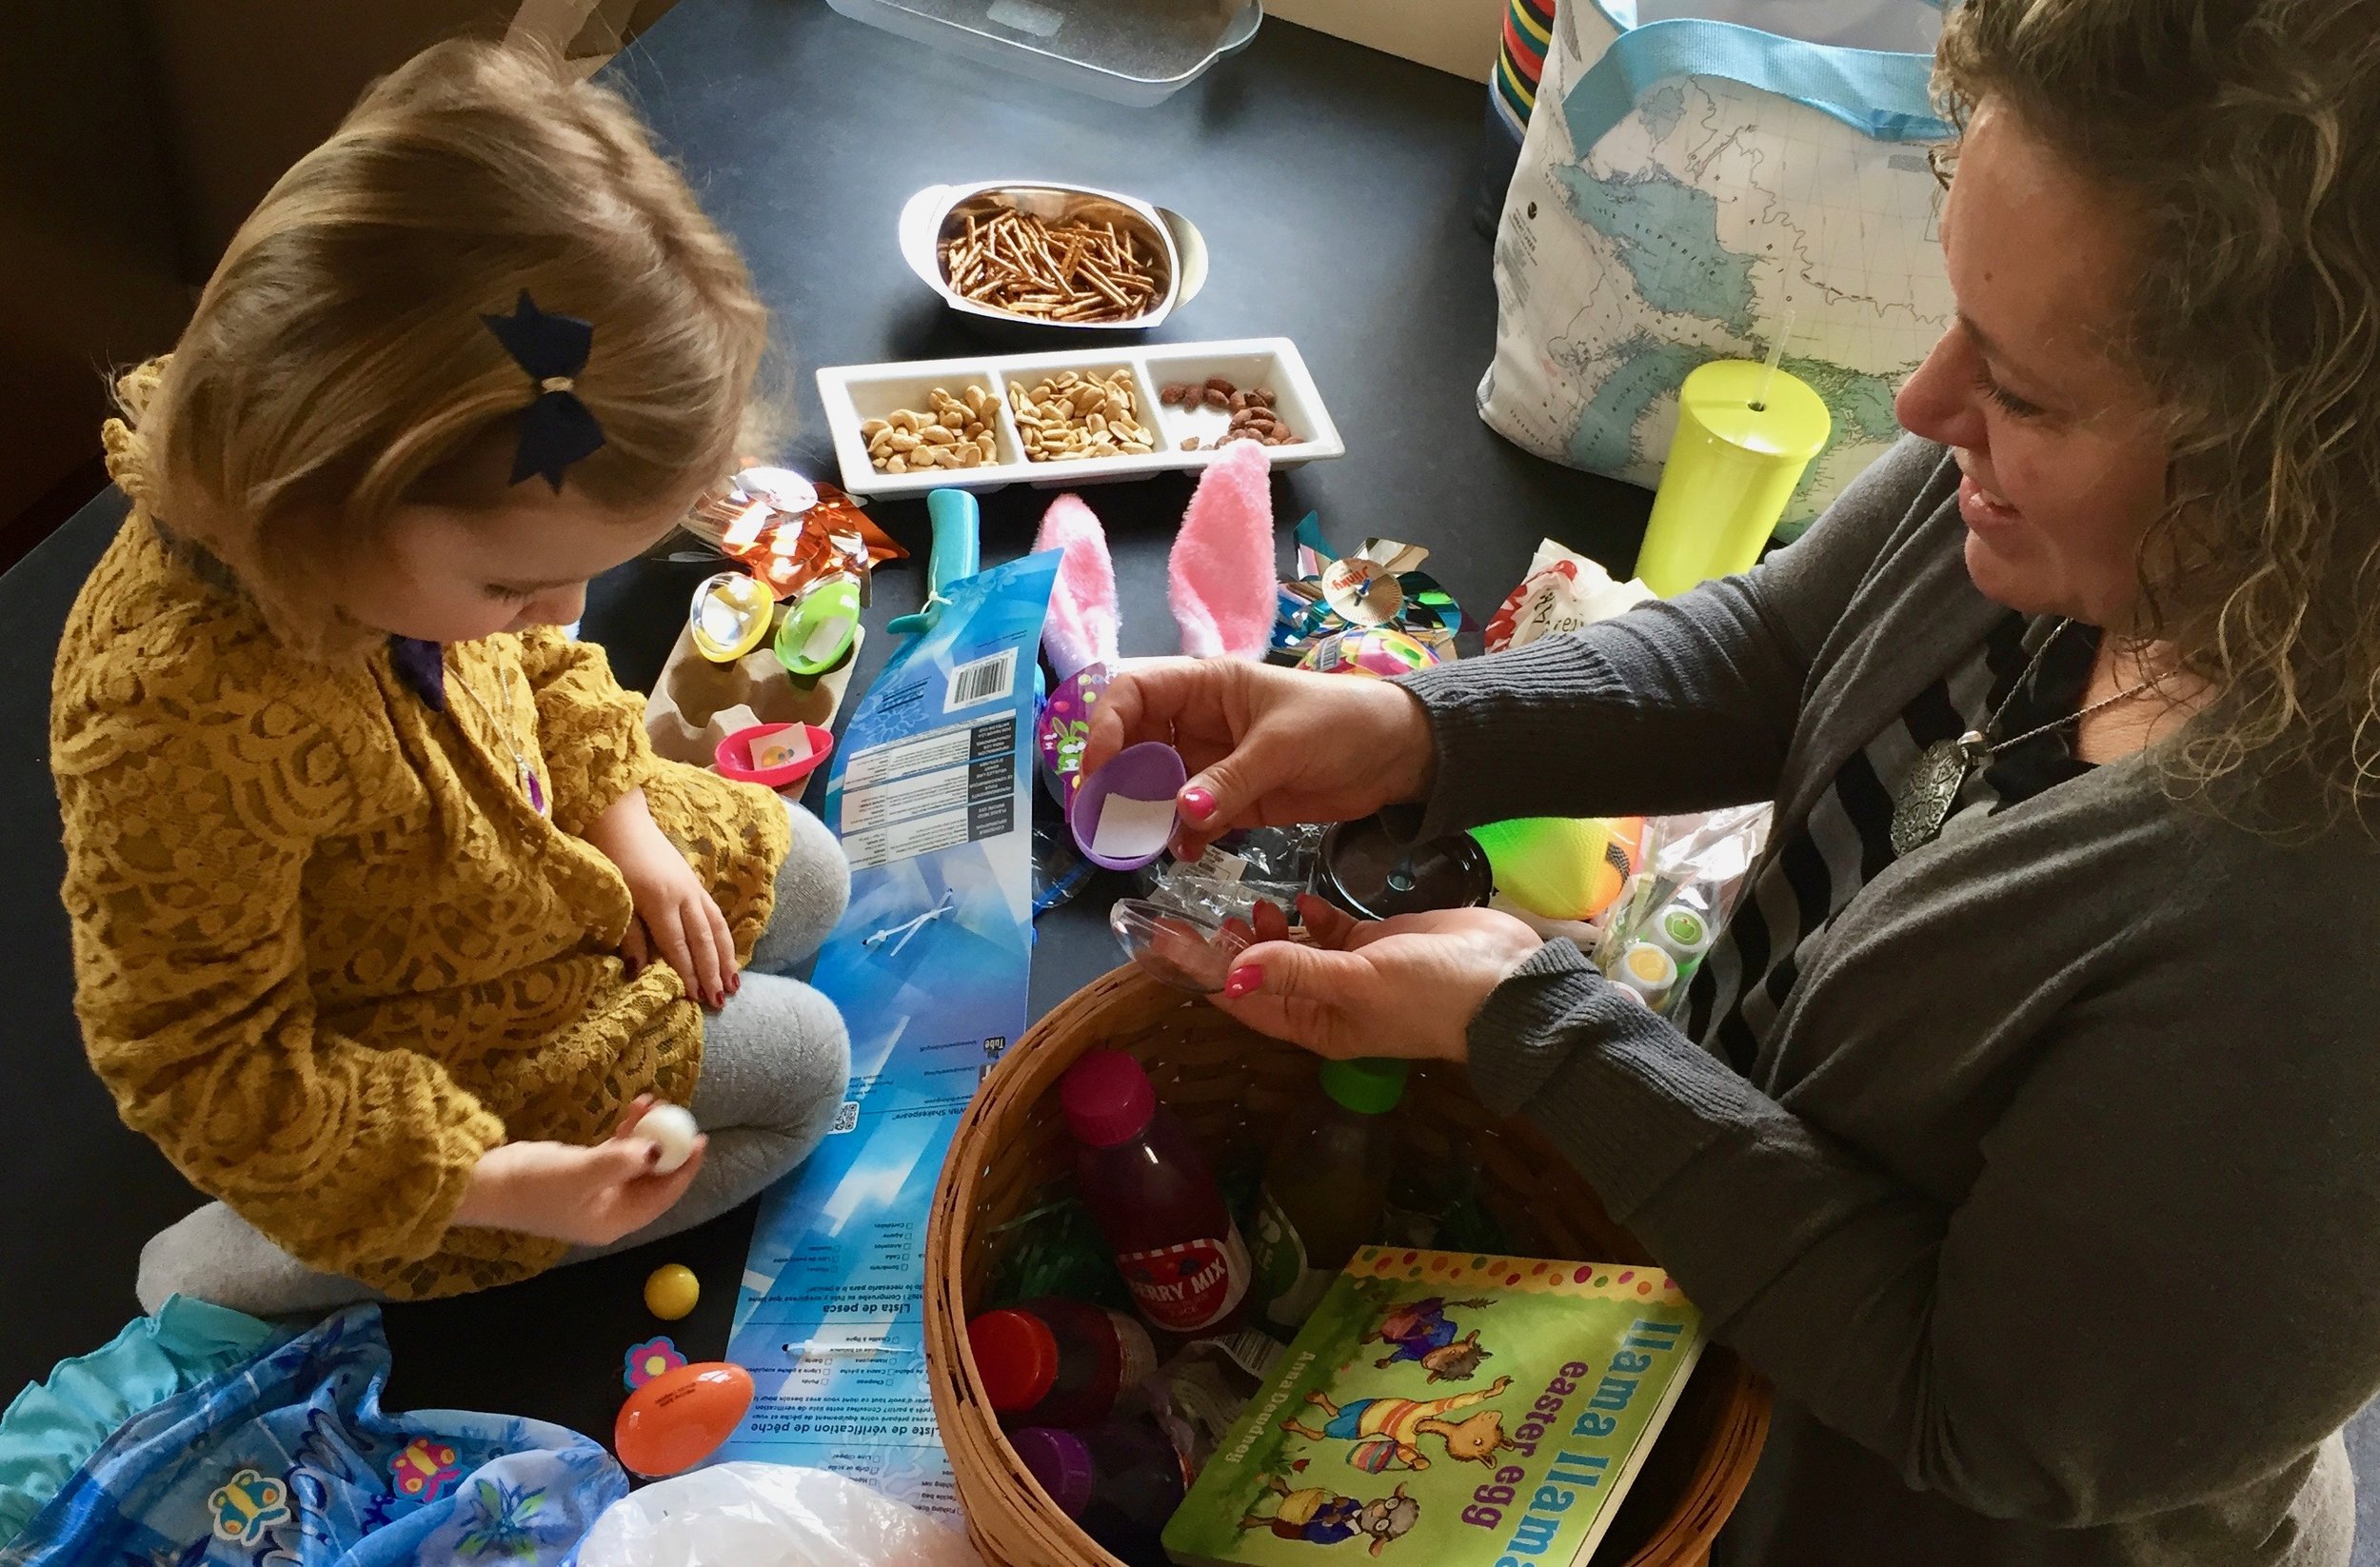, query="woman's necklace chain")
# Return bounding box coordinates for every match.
[449,657,549,817]
[1887,619,2157,856]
